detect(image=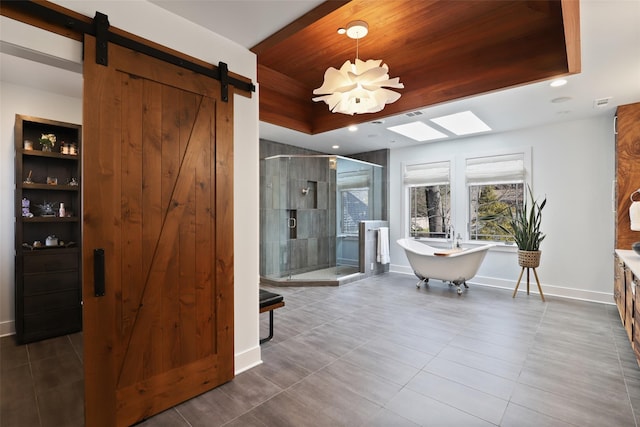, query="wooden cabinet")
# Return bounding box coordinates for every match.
[614,101,640,364]
[616,250,640,365]
[615,102,640,249]
[615,254,626,324]
[626,268,635,342]
[14,115,82,344]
